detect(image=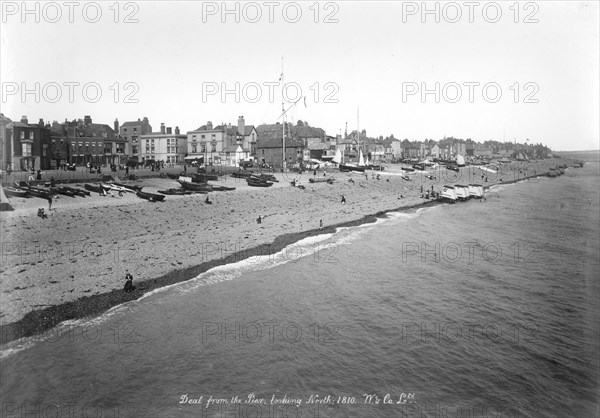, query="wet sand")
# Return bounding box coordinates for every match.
[0,159,577,343]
